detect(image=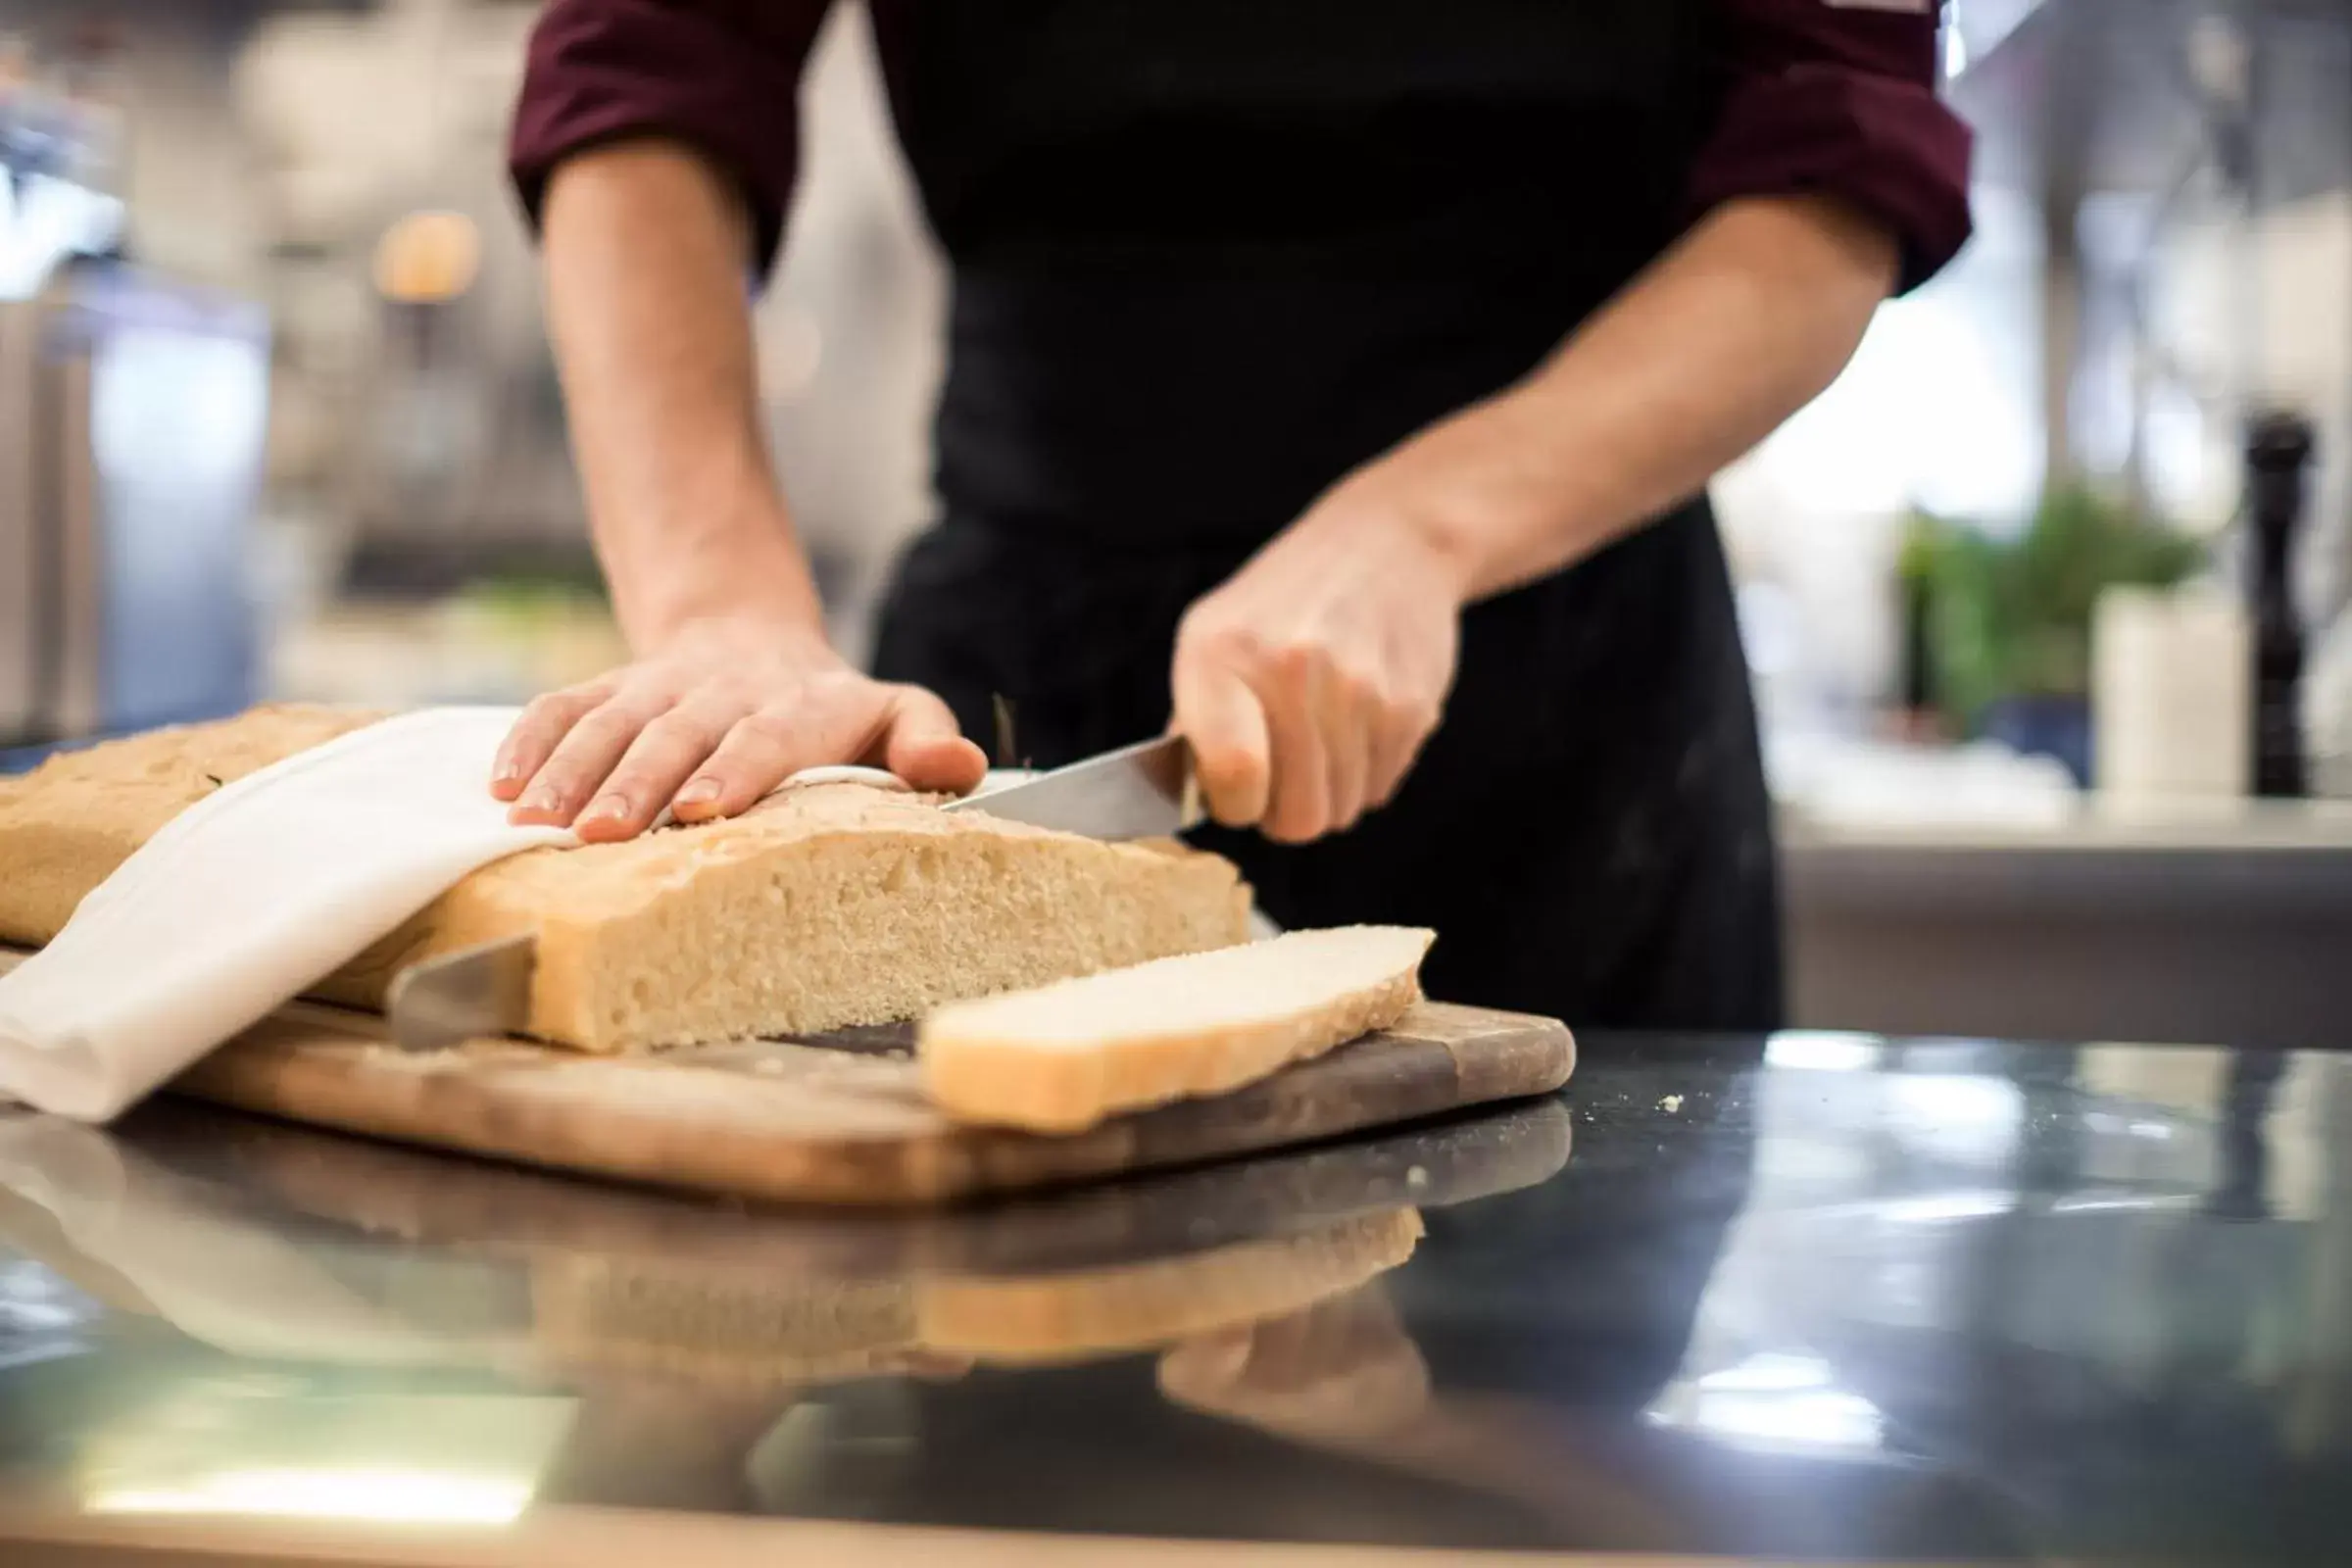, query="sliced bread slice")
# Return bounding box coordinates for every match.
[919,925,1437,1133]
